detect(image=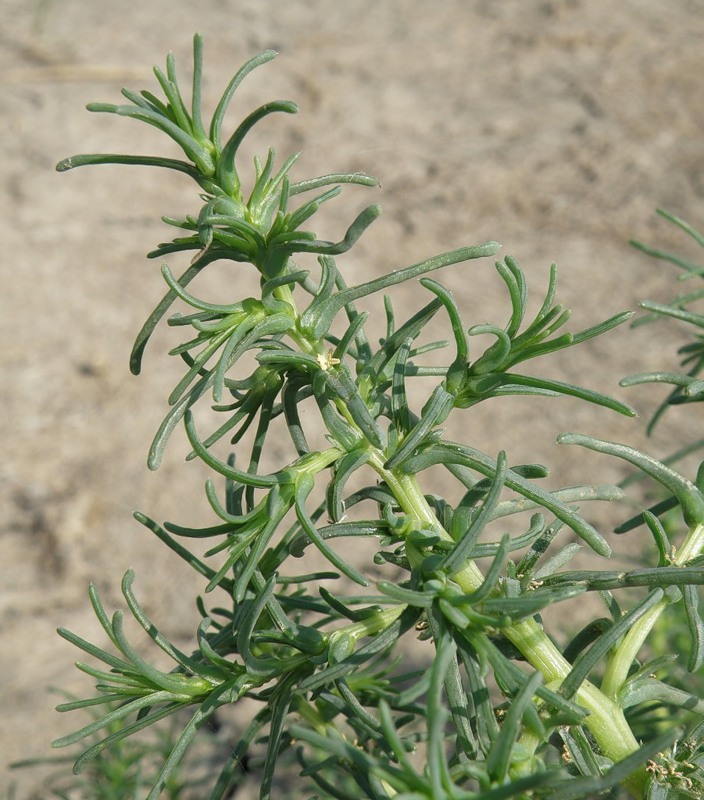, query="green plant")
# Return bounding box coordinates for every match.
[13,695,205,799]
[53,35,704,800]
[626,210,704,437]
